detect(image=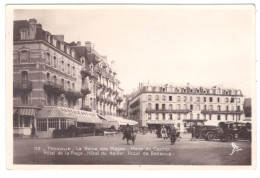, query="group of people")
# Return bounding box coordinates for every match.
[157,124,178,145]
